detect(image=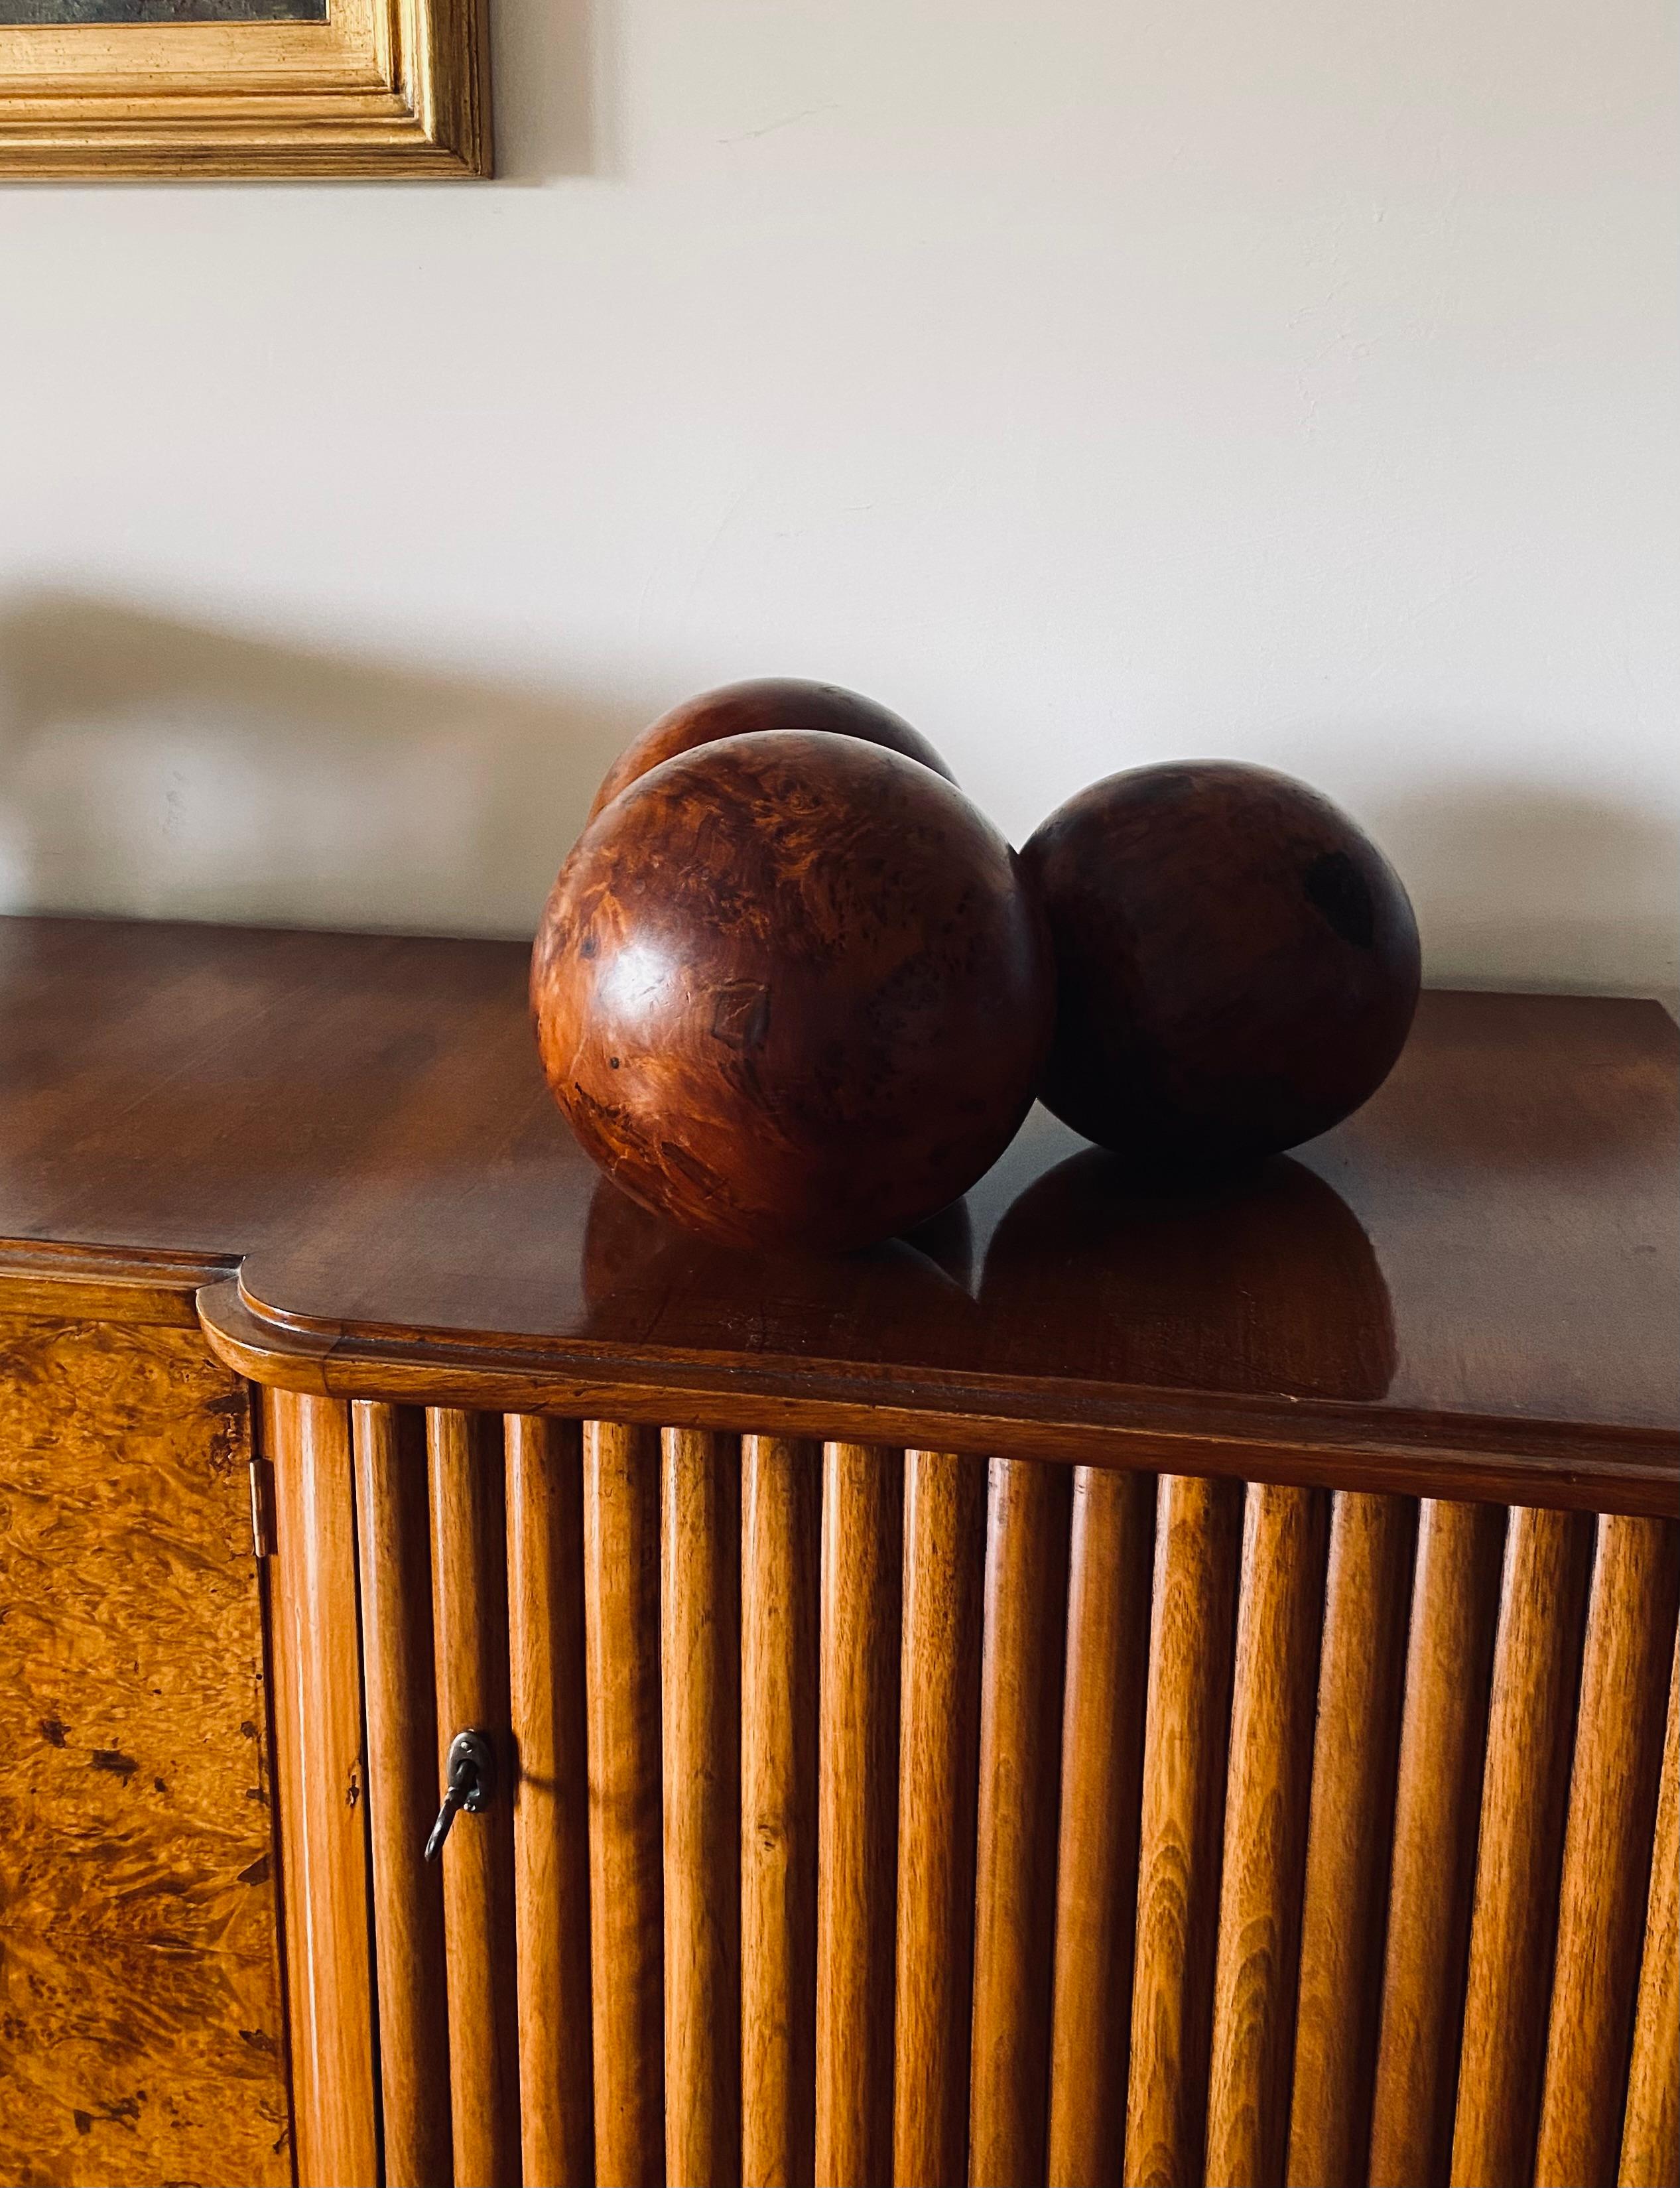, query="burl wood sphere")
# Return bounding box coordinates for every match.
[535,730,1052,1251]
[587,676,954,824]
[1020,761,1421,1167]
